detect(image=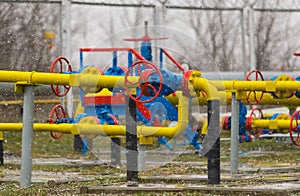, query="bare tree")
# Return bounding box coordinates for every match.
[0,3,59,71]
[185,0,241,71]
[252,0,300,71]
